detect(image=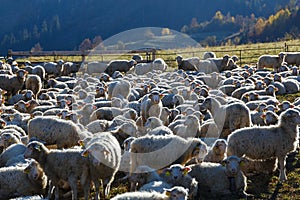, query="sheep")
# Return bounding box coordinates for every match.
[141,91,164,123]
[8,90,33,105]
[134,63,153,75]
[47,78,68,89]
[199,96,251,138]
[86,119,112,134]
[261,110,279,125]
[0,69,27,96]
[104,59,137,76]
[152,58,168,71]
[279,52,300,66]
[86,61,108,75]
[173,115,200,138]
[24,141,91,200]
[130,135,208,175]
[195,59,219,74]
[0,143,26,167]
[207,54,231,72]
[227,109,300,181]
[203,51,216,60]
[0,159,47,199]
[175,55,198,71]
[257,54,284,72]
[25,74,42,97]
[61,62,80,76]
[31,65,46,81]
[160,164,198,199]
[111,186,189,200]
[188,156,249,198]
[107,79,131,100]
[282,78,300,94]
[90,107,135,121]
[28,116,89,149]
[203,139,227,163]
[139,181,172,193]
[81,132,121,199]
[43,61,64,78]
